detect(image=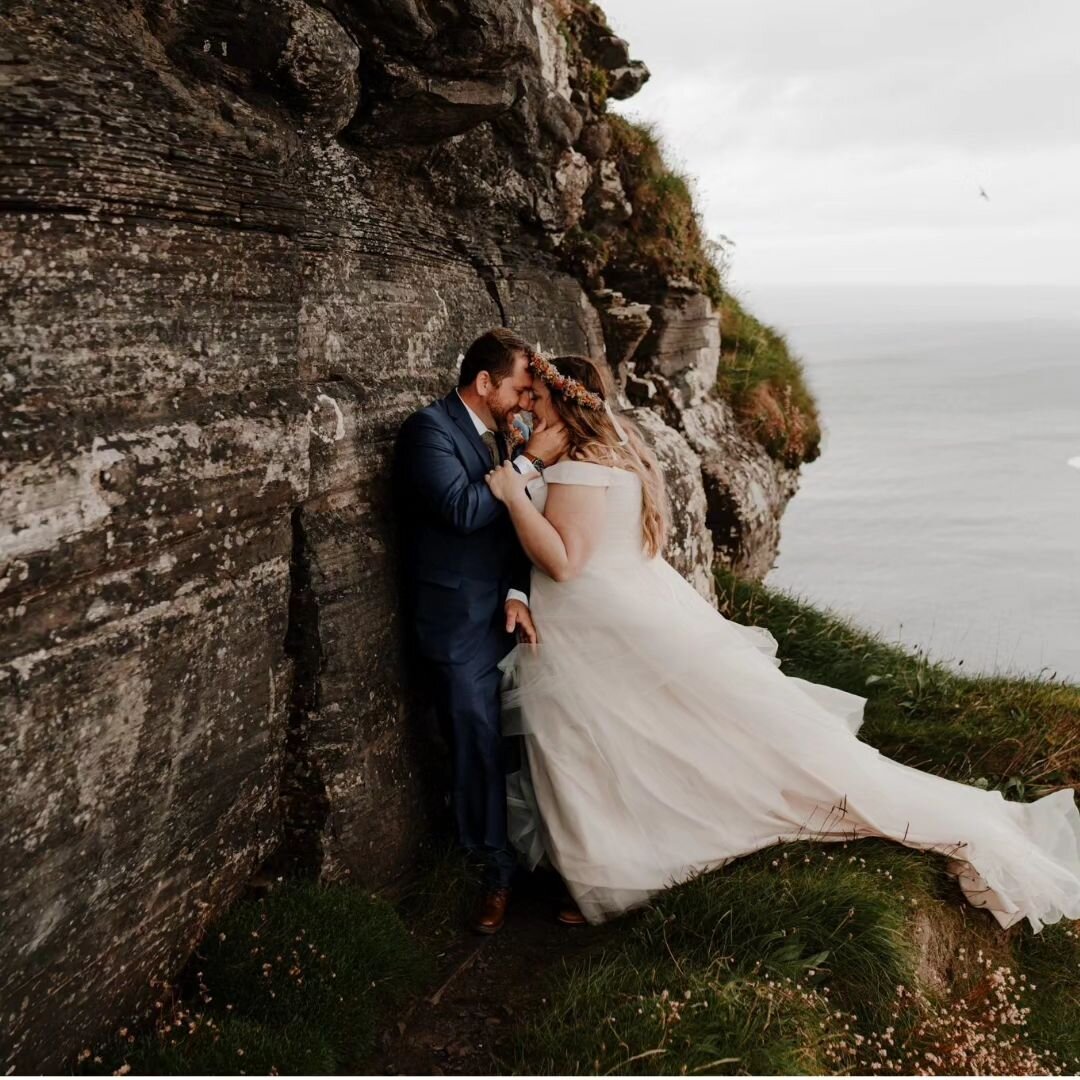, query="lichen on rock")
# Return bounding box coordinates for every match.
[0,0,816,1070]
